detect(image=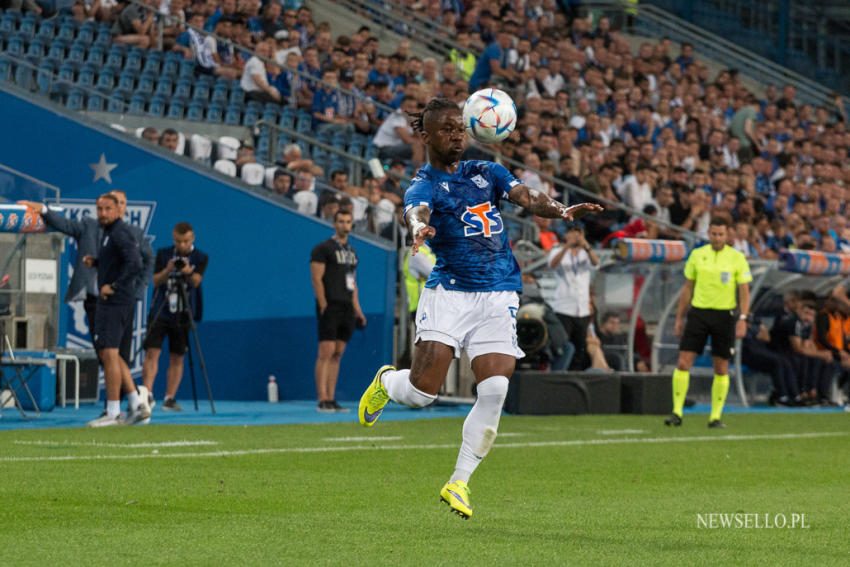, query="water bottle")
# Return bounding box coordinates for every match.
[267,375,279,402]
